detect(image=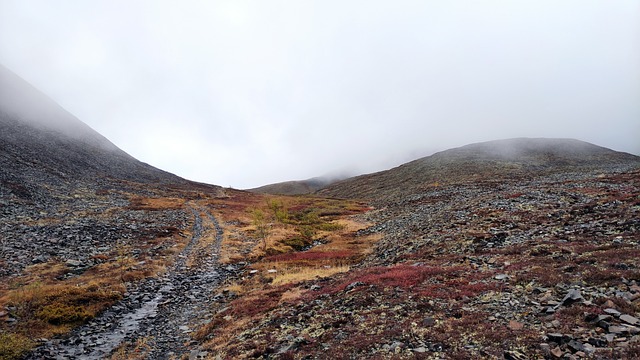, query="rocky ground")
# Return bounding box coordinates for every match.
[197,166,640,359]
[2,141,639,359]
[0,189,187,279]
[0,178,238,360]
[23,203,237,360]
